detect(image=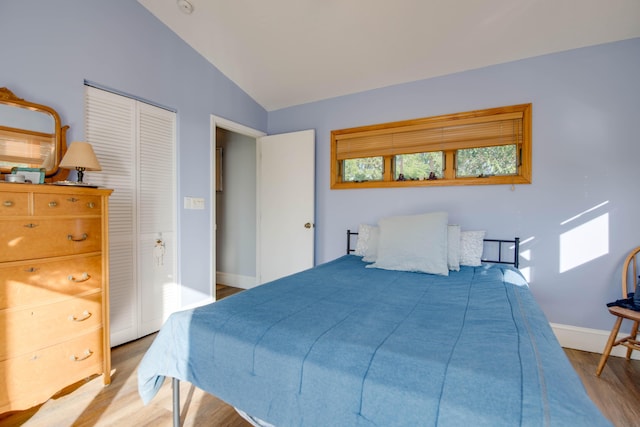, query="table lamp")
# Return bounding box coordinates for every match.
[59,141,102,184]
